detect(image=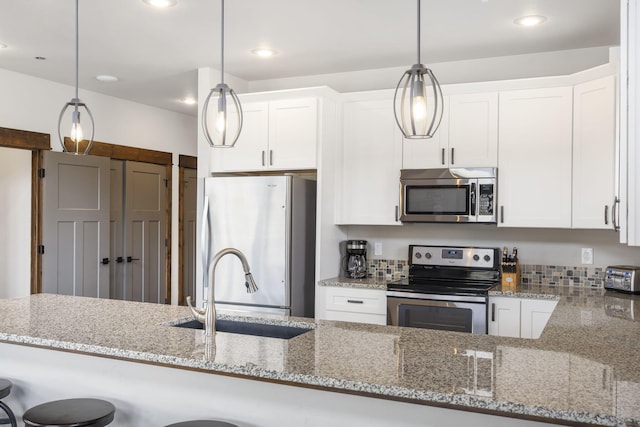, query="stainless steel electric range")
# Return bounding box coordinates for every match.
[387,245,501,334]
